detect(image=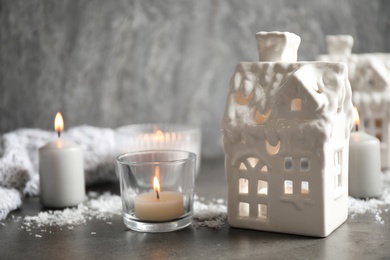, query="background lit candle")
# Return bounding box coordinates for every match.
[39,112,85,208]
[115,124,201,175]
[349,107,382,198]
